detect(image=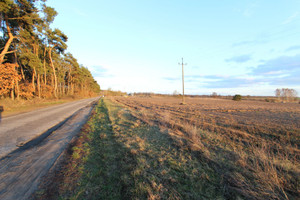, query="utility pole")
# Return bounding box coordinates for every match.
[179,58,187,104]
